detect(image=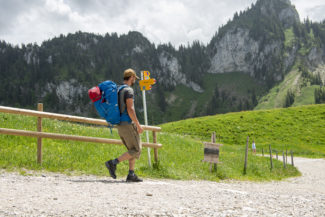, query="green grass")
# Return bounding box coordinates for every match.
[162,104,325,158]
[0,109,299,181]
[255,63,325,110]
[292,85,318,106]
[255,69,301,110]
[284,27,295,49]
